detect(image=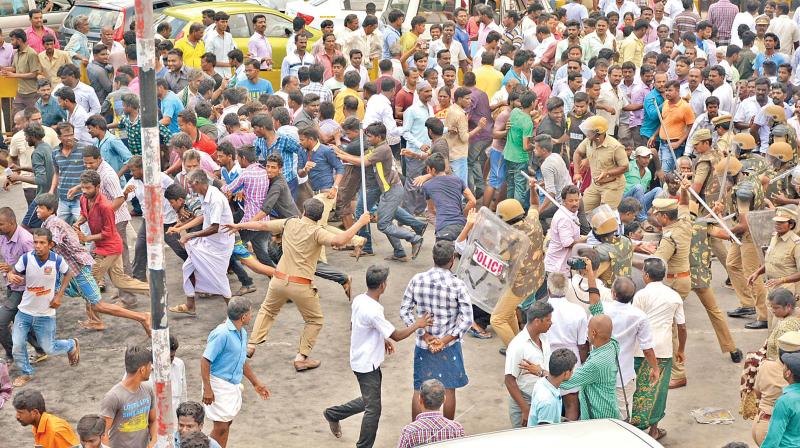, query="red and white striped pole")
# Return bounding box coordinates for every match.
[133,1,174,445]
